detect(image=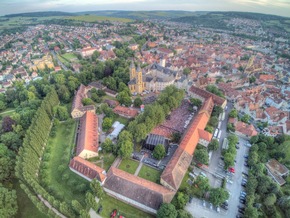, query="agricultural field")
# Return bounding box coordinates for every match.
[67,15,133,23]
